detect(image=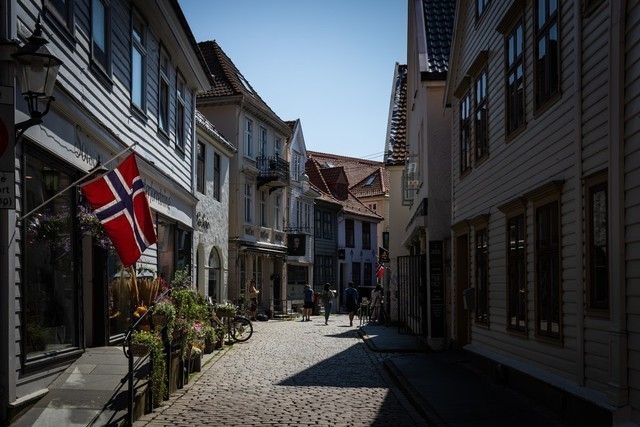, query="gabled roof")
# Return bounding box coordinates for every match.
[197,40,289,133]
[307,151,388,198]
[306,157,382,221]
[423,0,456,78]
[385,63,408,166]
